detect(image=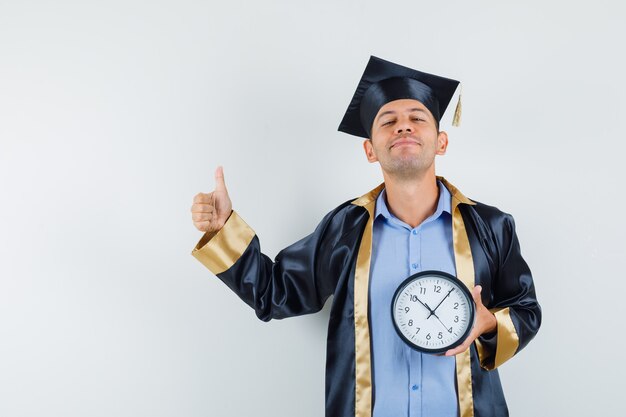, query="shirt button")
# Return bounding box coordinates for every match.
[411,263,418,269]
[412,230,418,235]
[412,384,419,391]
